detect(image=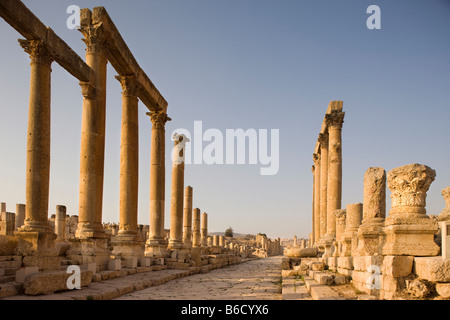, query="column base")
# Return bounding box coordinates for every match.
[66,237,110,267]
[381,214,439,256]
[355,219,384,256]
[145,239,169,258]
[111,235,145,259]
[14,230,60,270]
[75,222,108,239]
